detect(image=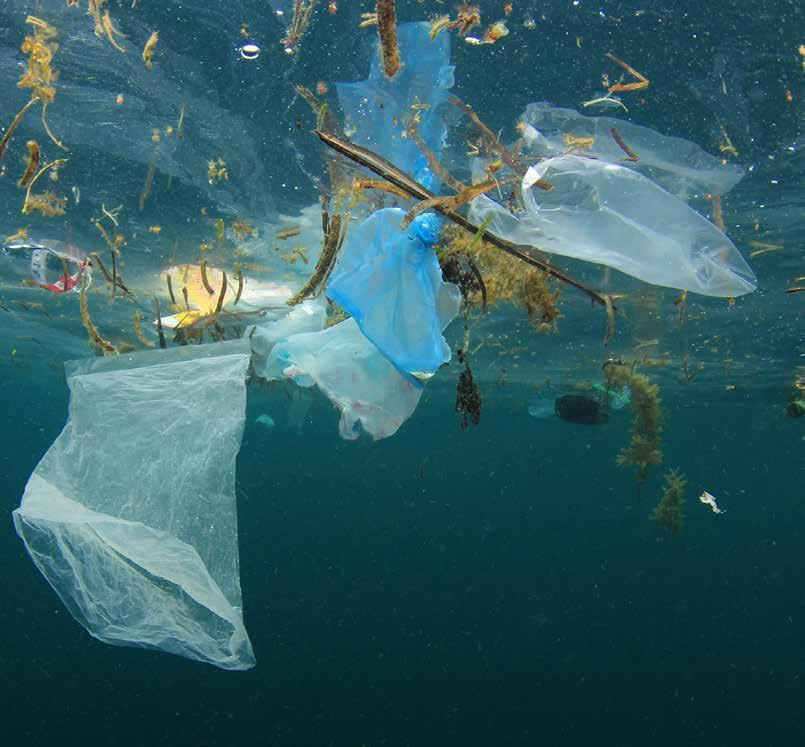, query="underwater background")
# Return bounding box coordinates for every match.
[1,1,803,745]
